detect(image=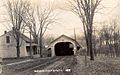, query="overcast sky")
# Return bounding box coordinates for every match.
[0,0,120,37]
